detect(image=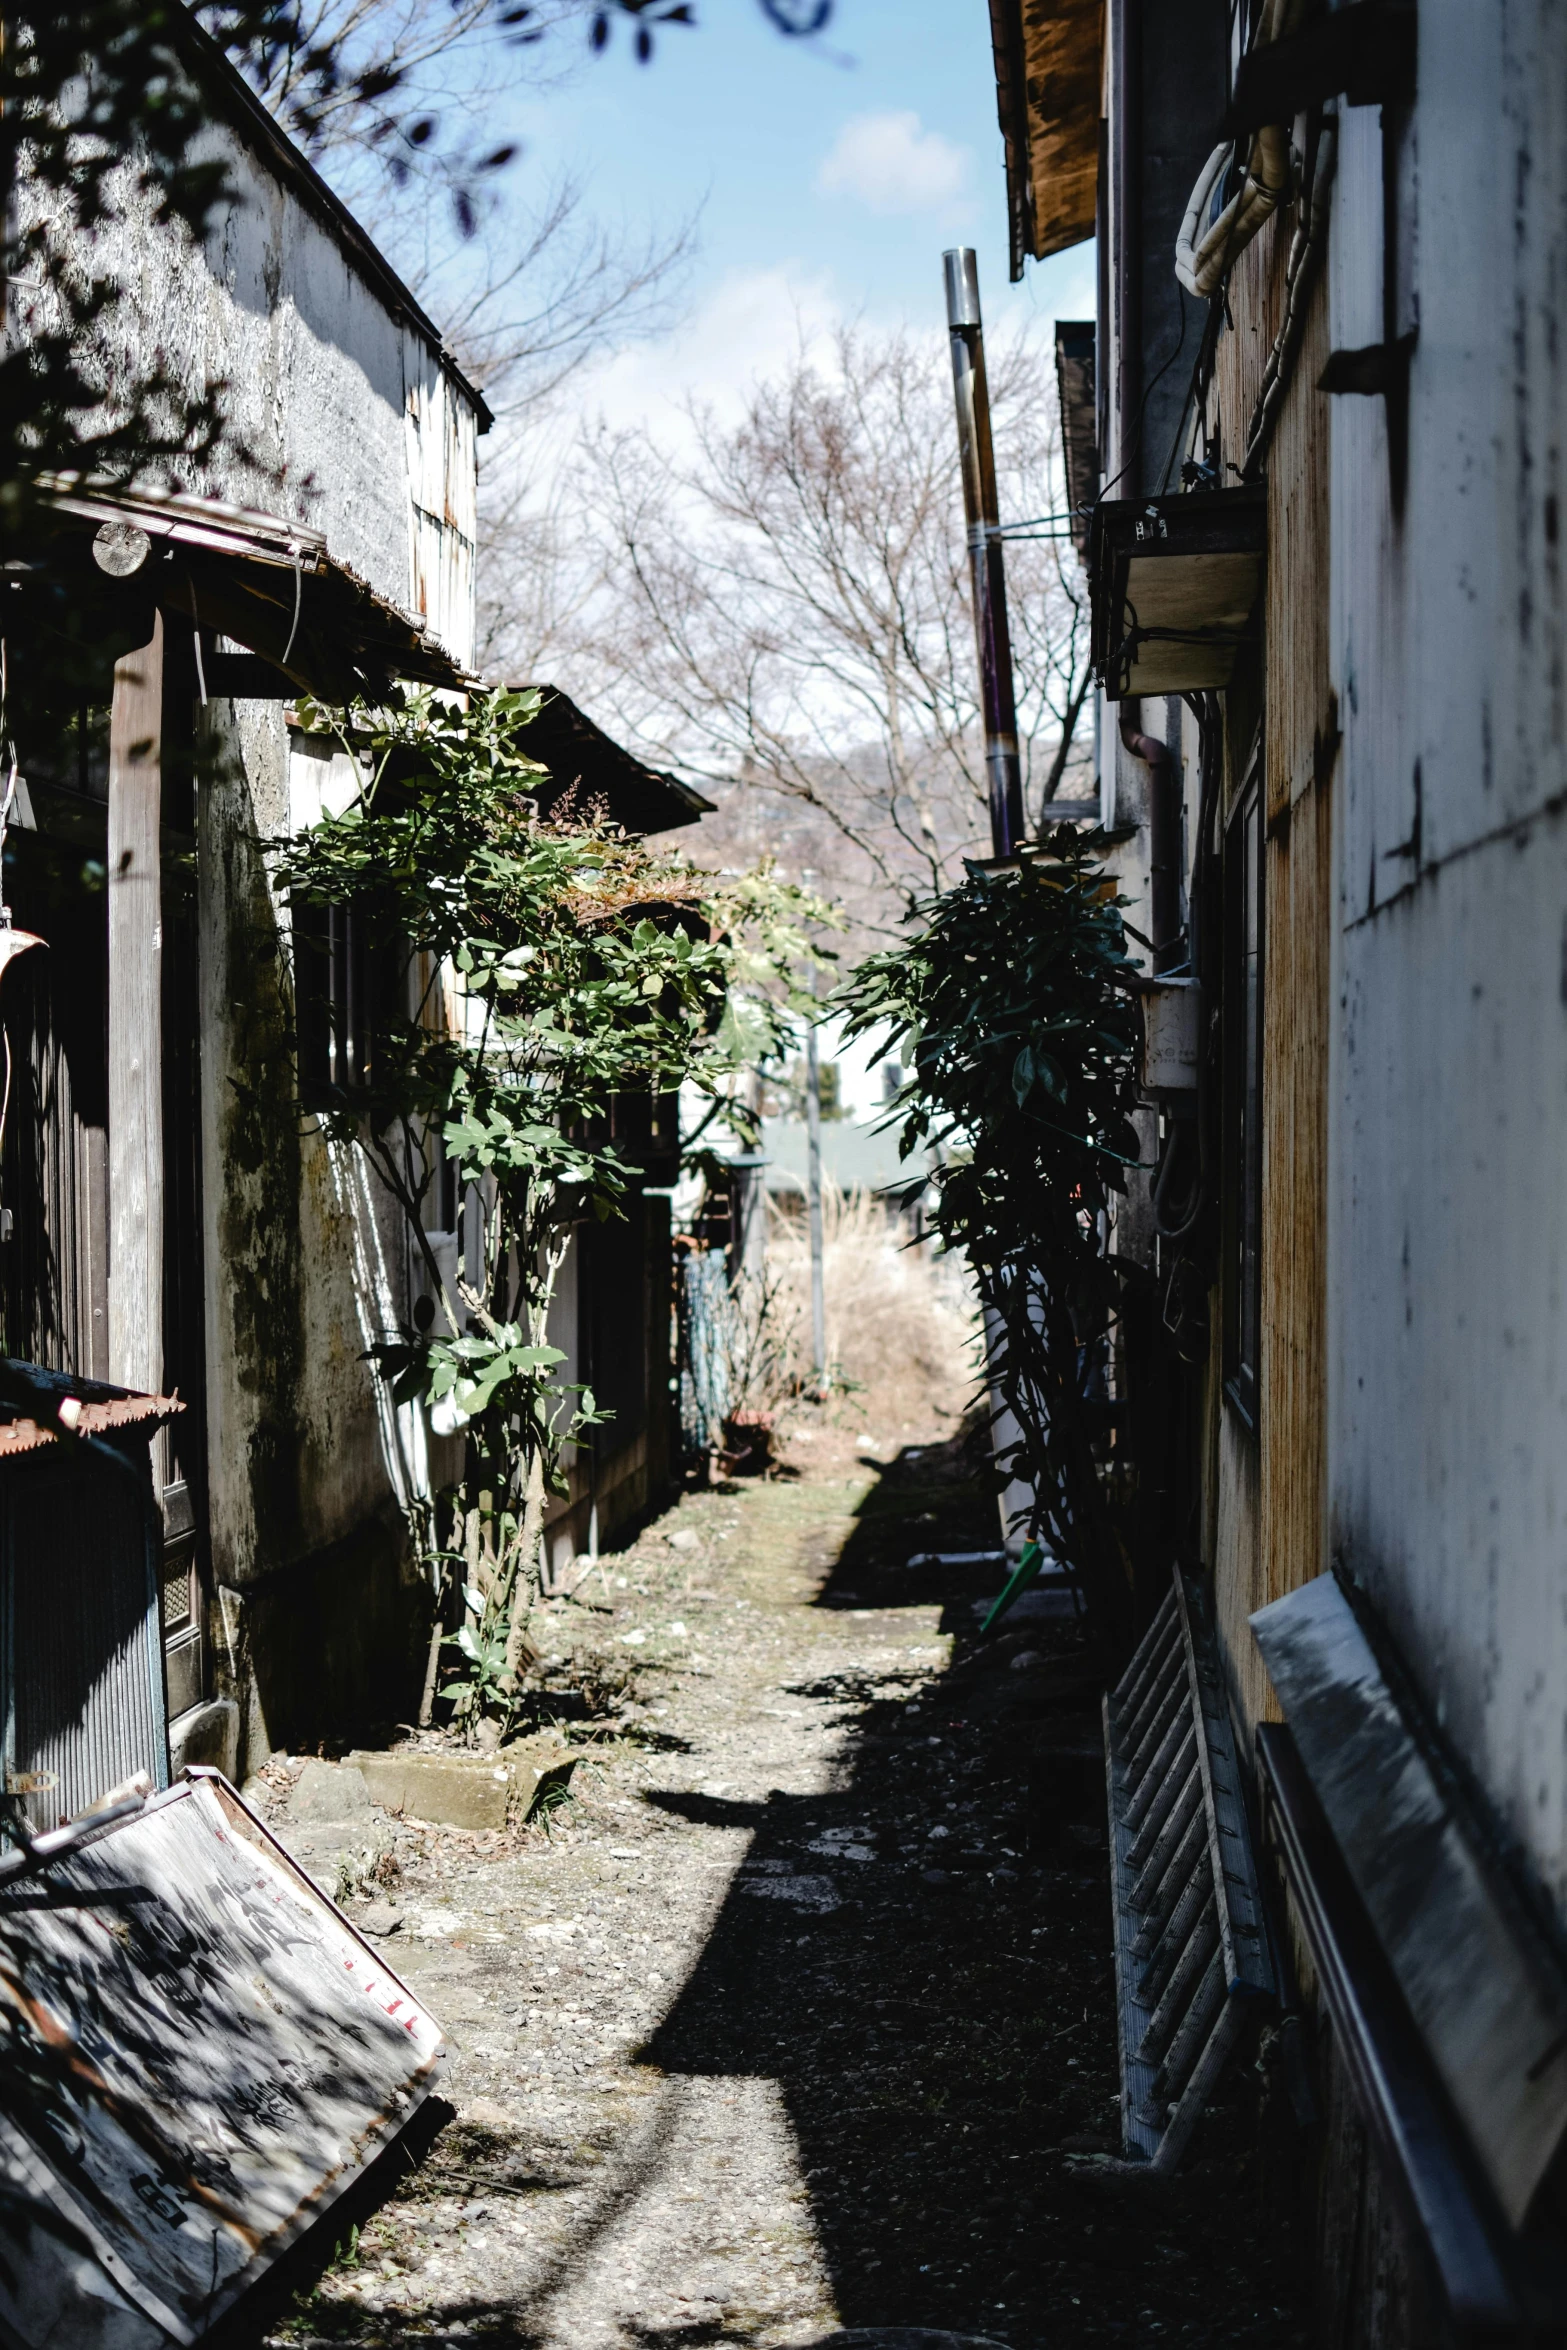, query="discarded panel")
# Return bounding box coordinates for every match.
[1252,1571,1567,2230]
[1103,1567,1273,2168]
[0,1767,444,2346]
